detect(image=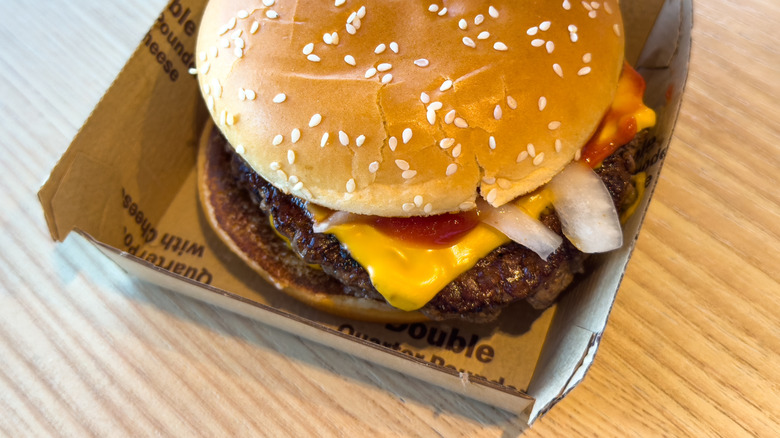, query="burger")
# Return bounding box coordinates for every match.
[193,0,656,322]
